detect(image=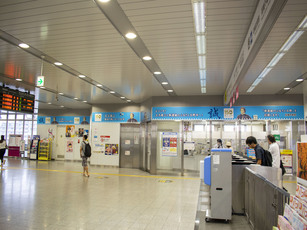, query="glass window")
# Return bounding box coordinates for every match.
[7,121,15,138]
[0,114,7,119]
[16,114,24,120]
[33,115,37,120]
[16,120,24,135]
[0,121,6,138]
[194,124,204,132]
[25,114,32,120]
[24,121,32,140]
[33,121,37,136]
[8,113,15,120]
